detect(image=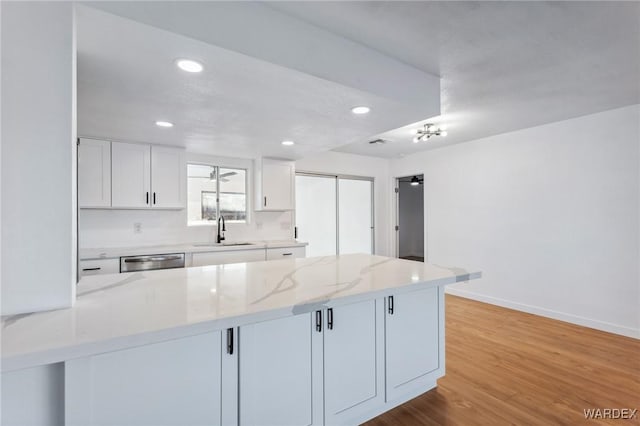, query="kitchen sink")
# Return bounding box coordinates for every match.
[192,242,255,247]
